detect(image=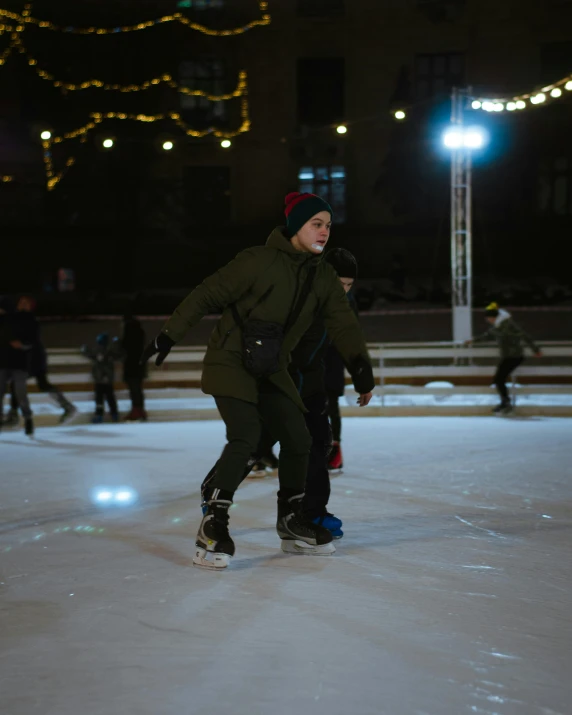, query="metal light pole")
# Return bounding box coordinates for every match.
[450,87,473,344]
